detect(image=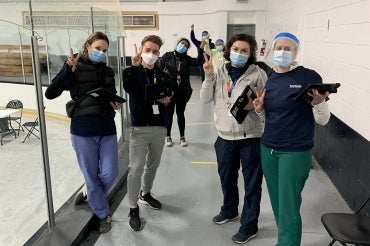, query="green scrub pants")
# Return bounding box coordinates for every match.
[261,144,312,246]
